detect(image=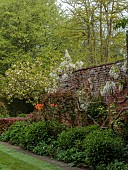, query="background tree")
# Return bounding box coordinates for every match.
[1,58,48,105]
[0,0,66,75]
[61,0,127,66]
